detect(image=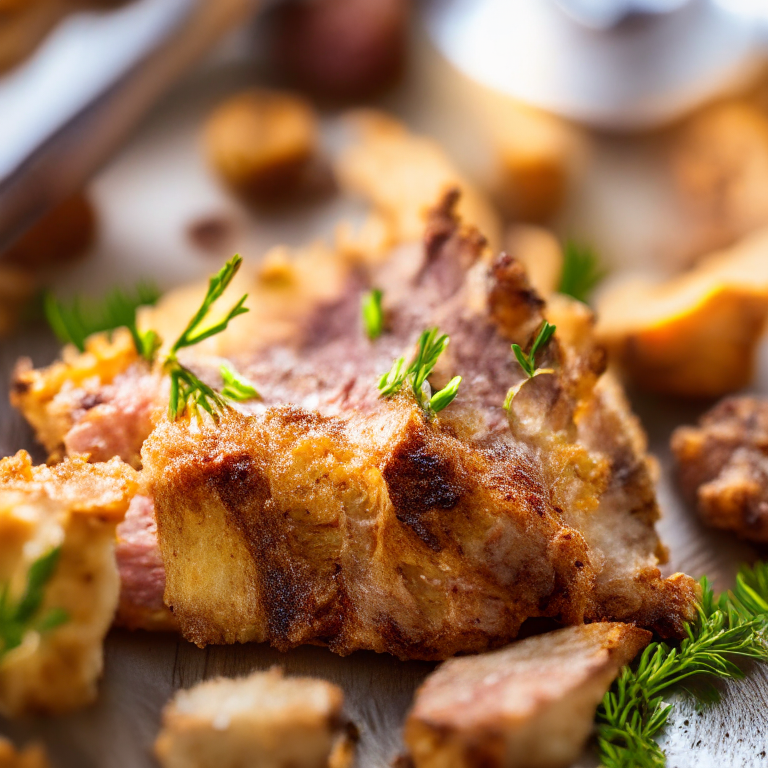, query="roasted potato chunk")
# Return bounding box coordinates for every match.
[505,224,563,299]
[672,396,768,542]
[154,668,354,768]
[671,101,768,259]
[204,89,319,203]
[0,451,136,716]
[404,623,650,768]
[595,227,768,397]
